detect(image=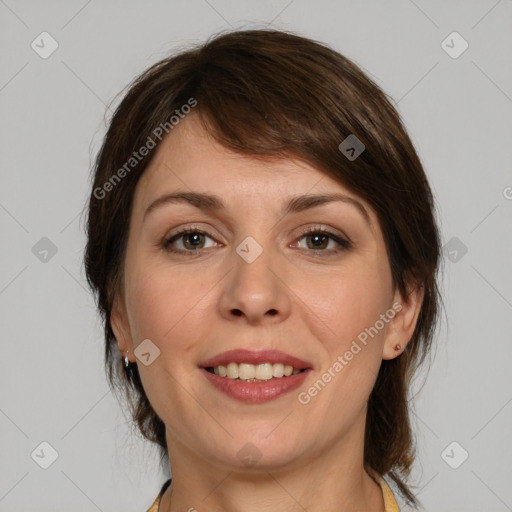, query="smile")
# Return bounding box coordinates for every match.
[205,362,304,381]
